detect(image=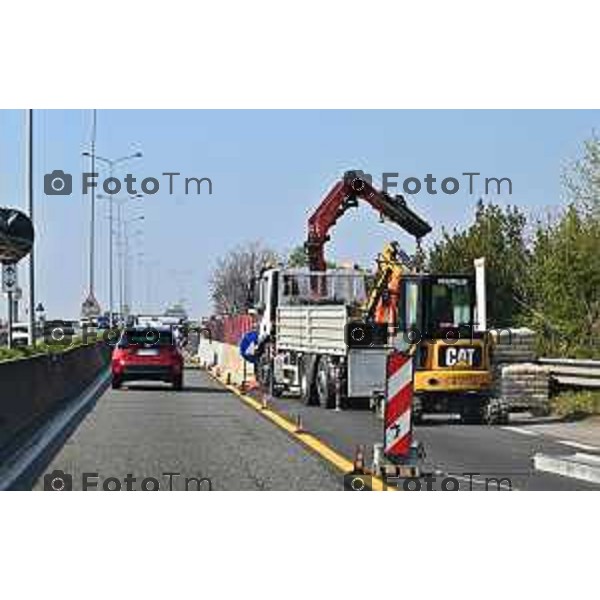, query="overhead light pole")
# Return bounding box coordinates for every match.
[98,192,143,322]
[79,110,100,321]
[83,151,142,325]
[122,215,144,318]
